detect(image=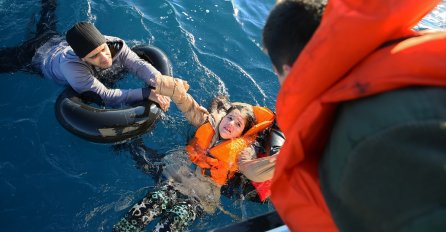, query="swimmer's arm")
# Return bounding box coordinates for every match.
[117,39,160,87]
[148,73,204,126]
[174,92,209,127]
[111,39,171,110]
[61,61,146,106]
